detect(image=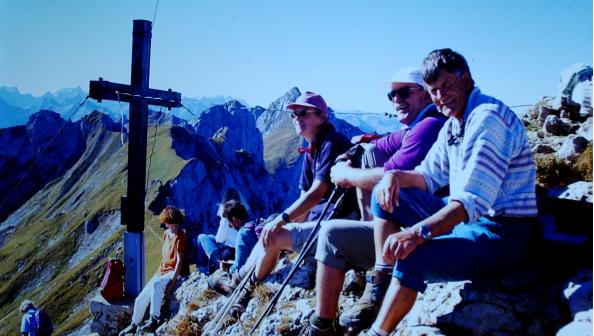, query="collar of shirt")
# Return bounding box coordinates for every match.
[448,87,481,144]
[406,103,437,130]
[297,122,335,156]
